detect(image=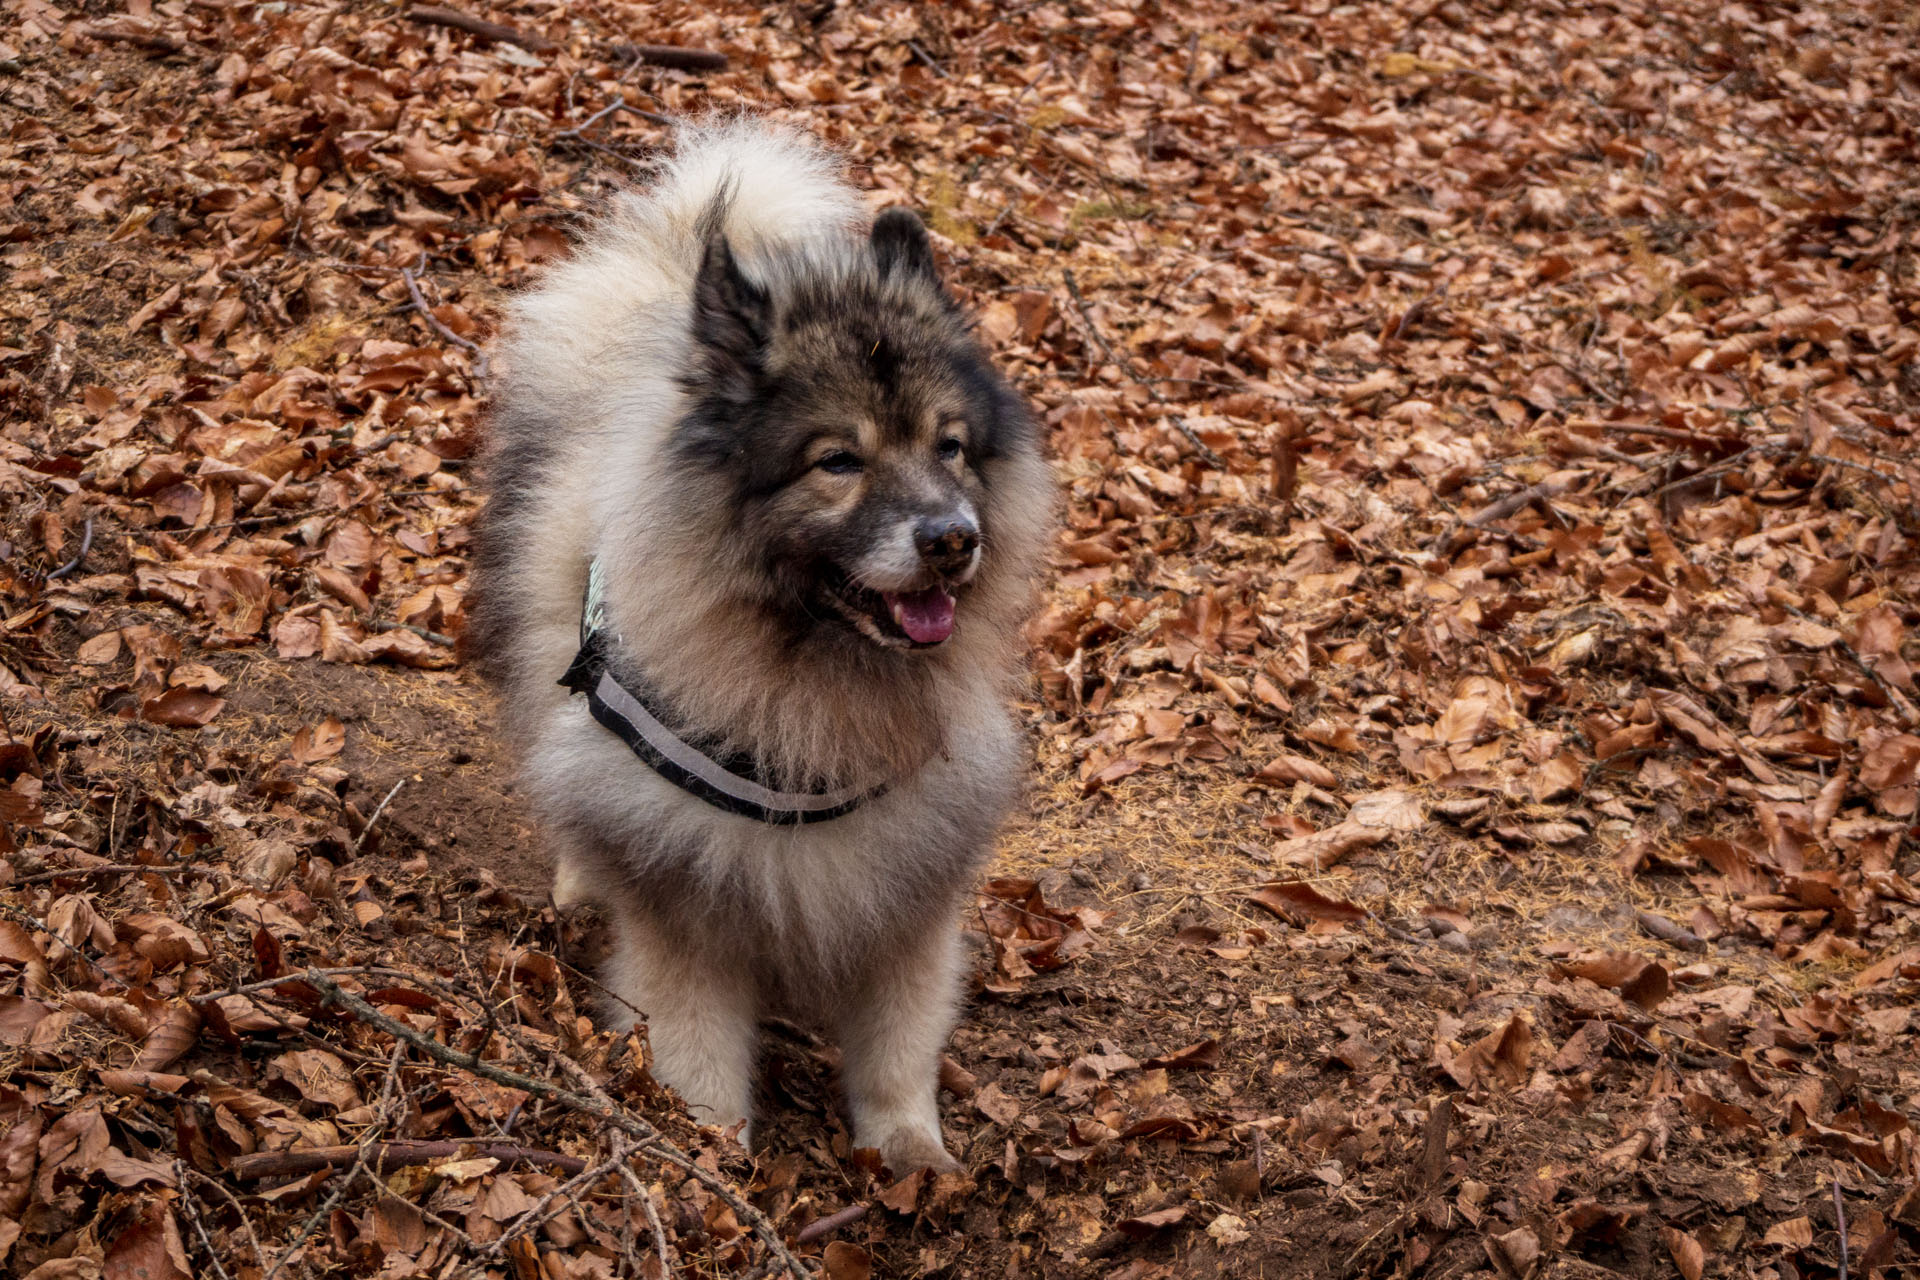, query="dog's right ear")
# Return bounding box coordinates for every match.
[691,225,771,389]
[870,207,940,286]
